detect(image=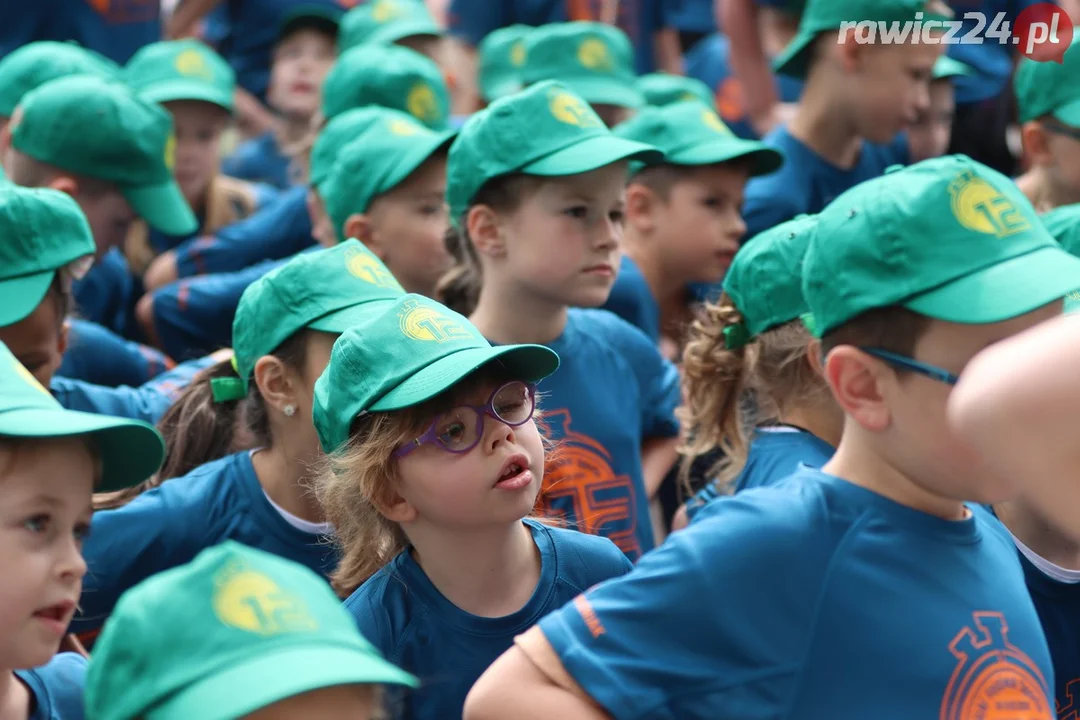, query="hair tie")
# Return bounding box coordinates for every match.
[722,321,751,350]
[800,313,818,336]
